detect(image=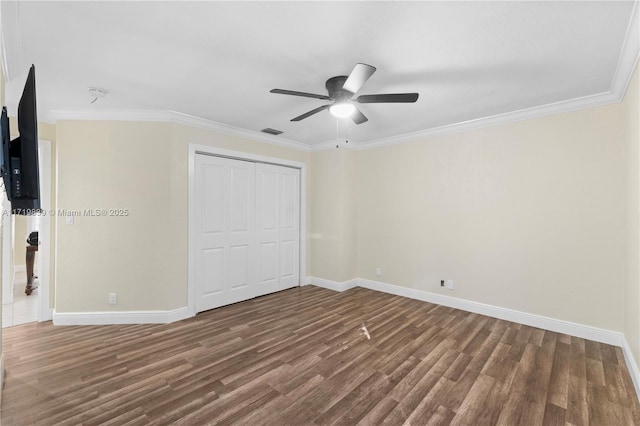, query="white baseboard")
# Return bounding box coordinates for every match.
[358,278,623,347]
[310,276,640,399]
[307,277,628,346]
[52,306,192,326]
[621,335,640,401]
[44,276,640,402]
[307,276,359,292]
